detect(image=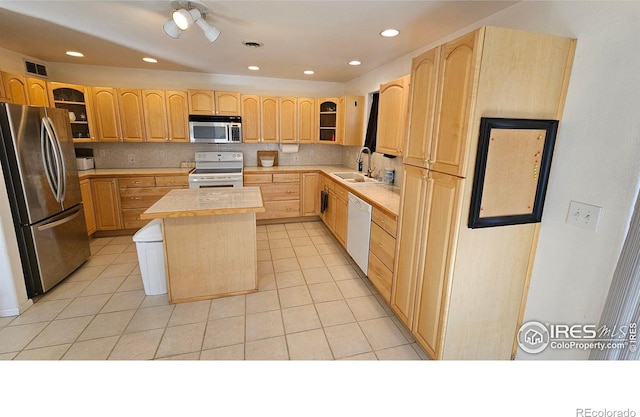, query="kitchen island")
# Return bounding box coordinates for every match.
[140,187,265,303]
